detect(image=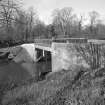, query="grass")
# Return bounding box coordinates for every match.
[36,67,105,105]
[0,66,85,105]
[1,42,105,105]
[1,66,105,105]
